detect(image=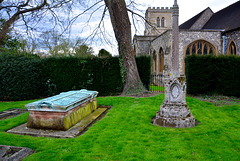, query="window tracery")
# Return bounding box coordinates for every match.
[185,40,216,56]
